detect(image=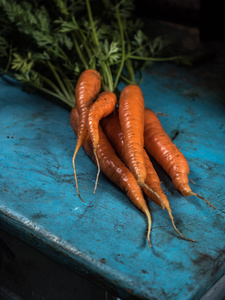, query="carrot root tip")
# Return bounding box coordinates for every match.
[72,146,85,202]
[78,194,85,203]
[190,192,216,210]
[167,208,197,243]
[144,208,152,249]
[93,148,100,194]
